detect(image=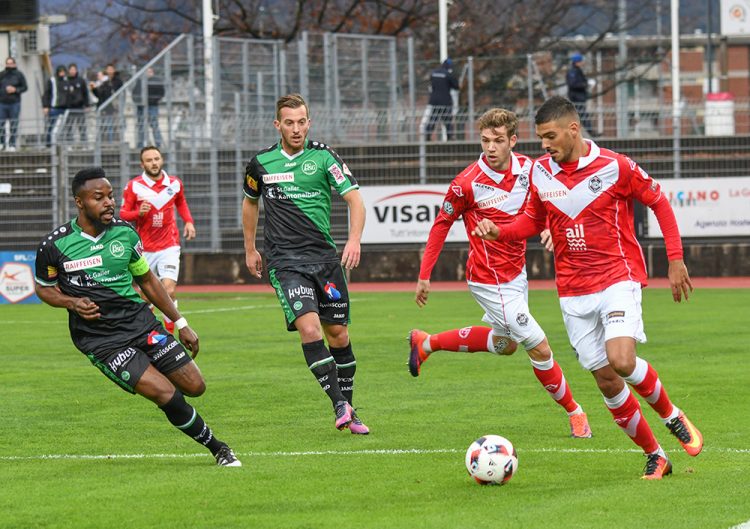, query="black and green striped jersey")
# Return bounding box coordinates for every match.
[35,218,158,353]
[243,139,359,269]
